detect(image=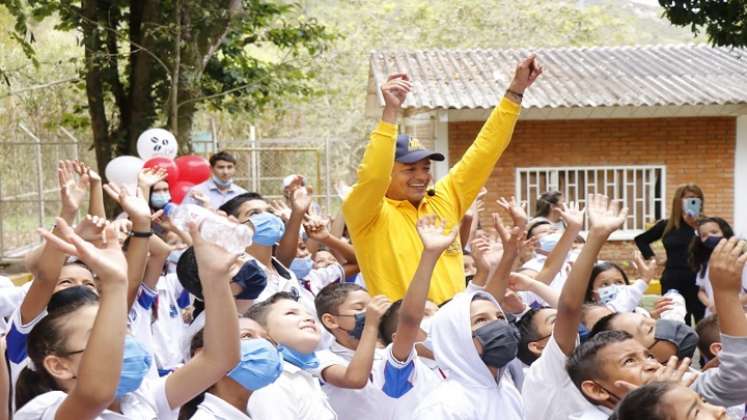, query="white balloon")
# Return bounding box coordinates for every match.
[105,156,144,186]
[137,128,178,159]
